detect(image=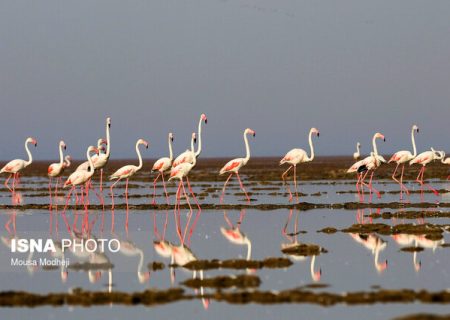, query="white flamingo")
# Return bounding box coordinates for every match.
[219,128,256,204]
[388,125,419,199]
[48,140,68,209]
[1,137,37,200]
[280,127,320,202]
[409,147,444,197]
[151,132,174,205]
[172,114,207,167]
[109,139,149,212]
[353,142,361,160]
